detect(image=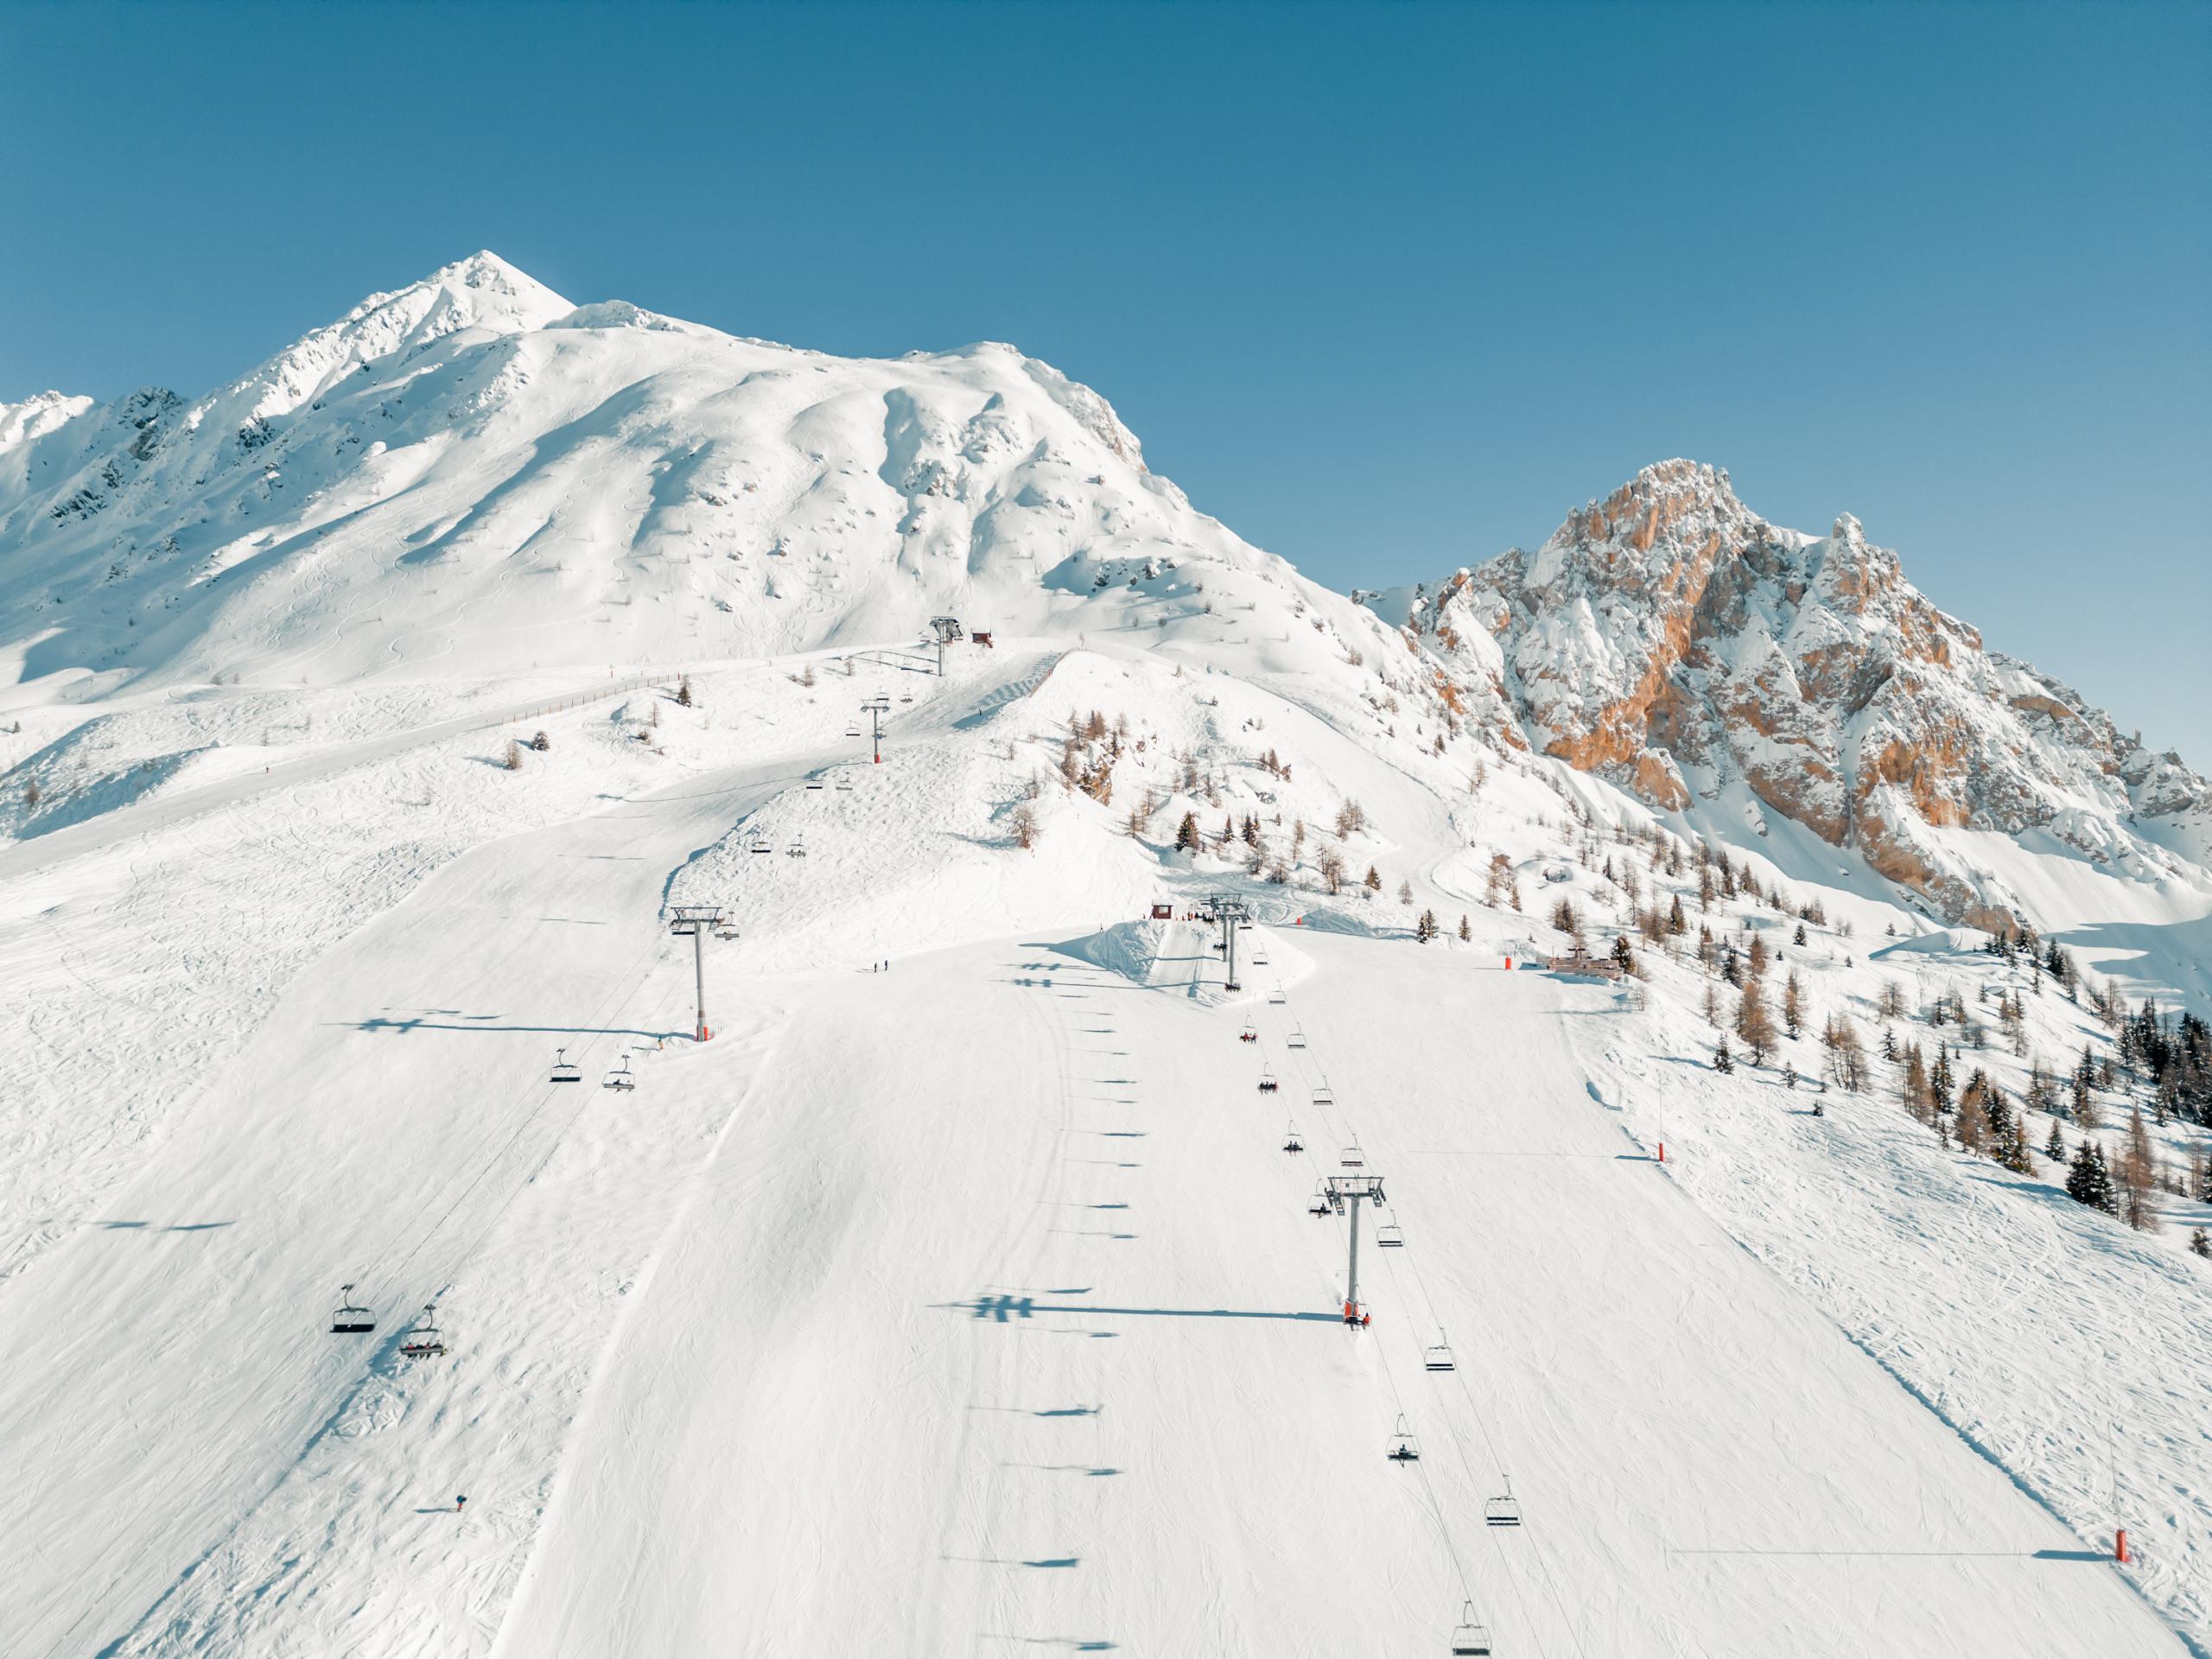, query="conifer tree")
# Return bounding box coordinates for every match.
[1737,980,1777,1067]
[2064,1140,2117,1215]
[1175,810,1201,853]
[1363,865,1382,894]
[2190,1229,2210,1260]
[2044,1118,2067,1162]
[1783,969,1804,1040]
[1458,913,1471,943]
[1713,1036,1734,1074]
